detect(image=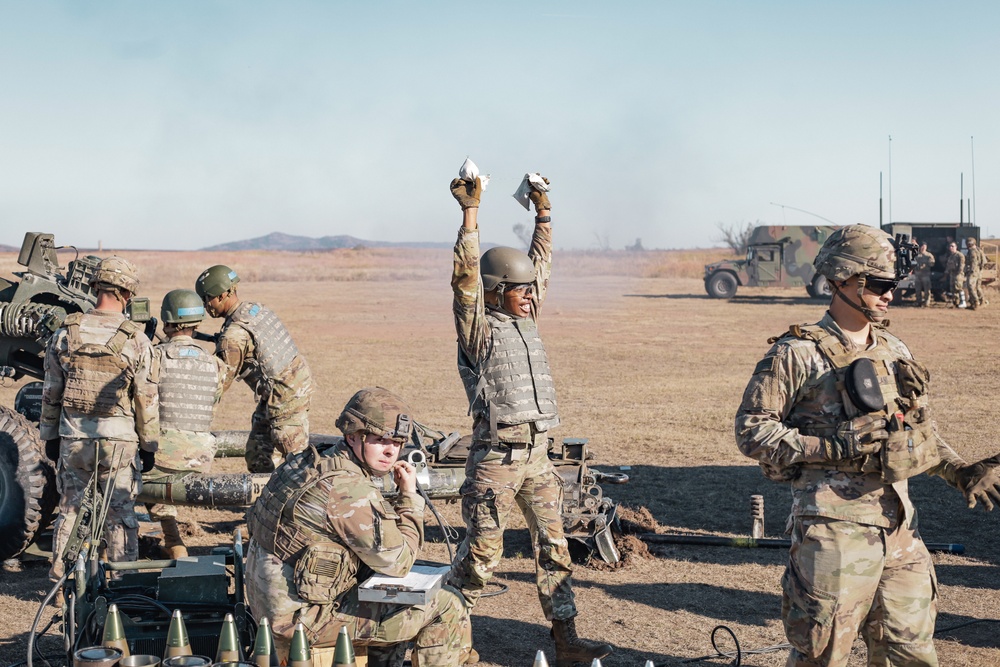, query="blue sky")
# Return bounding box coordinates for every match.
[2,1,998,250]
